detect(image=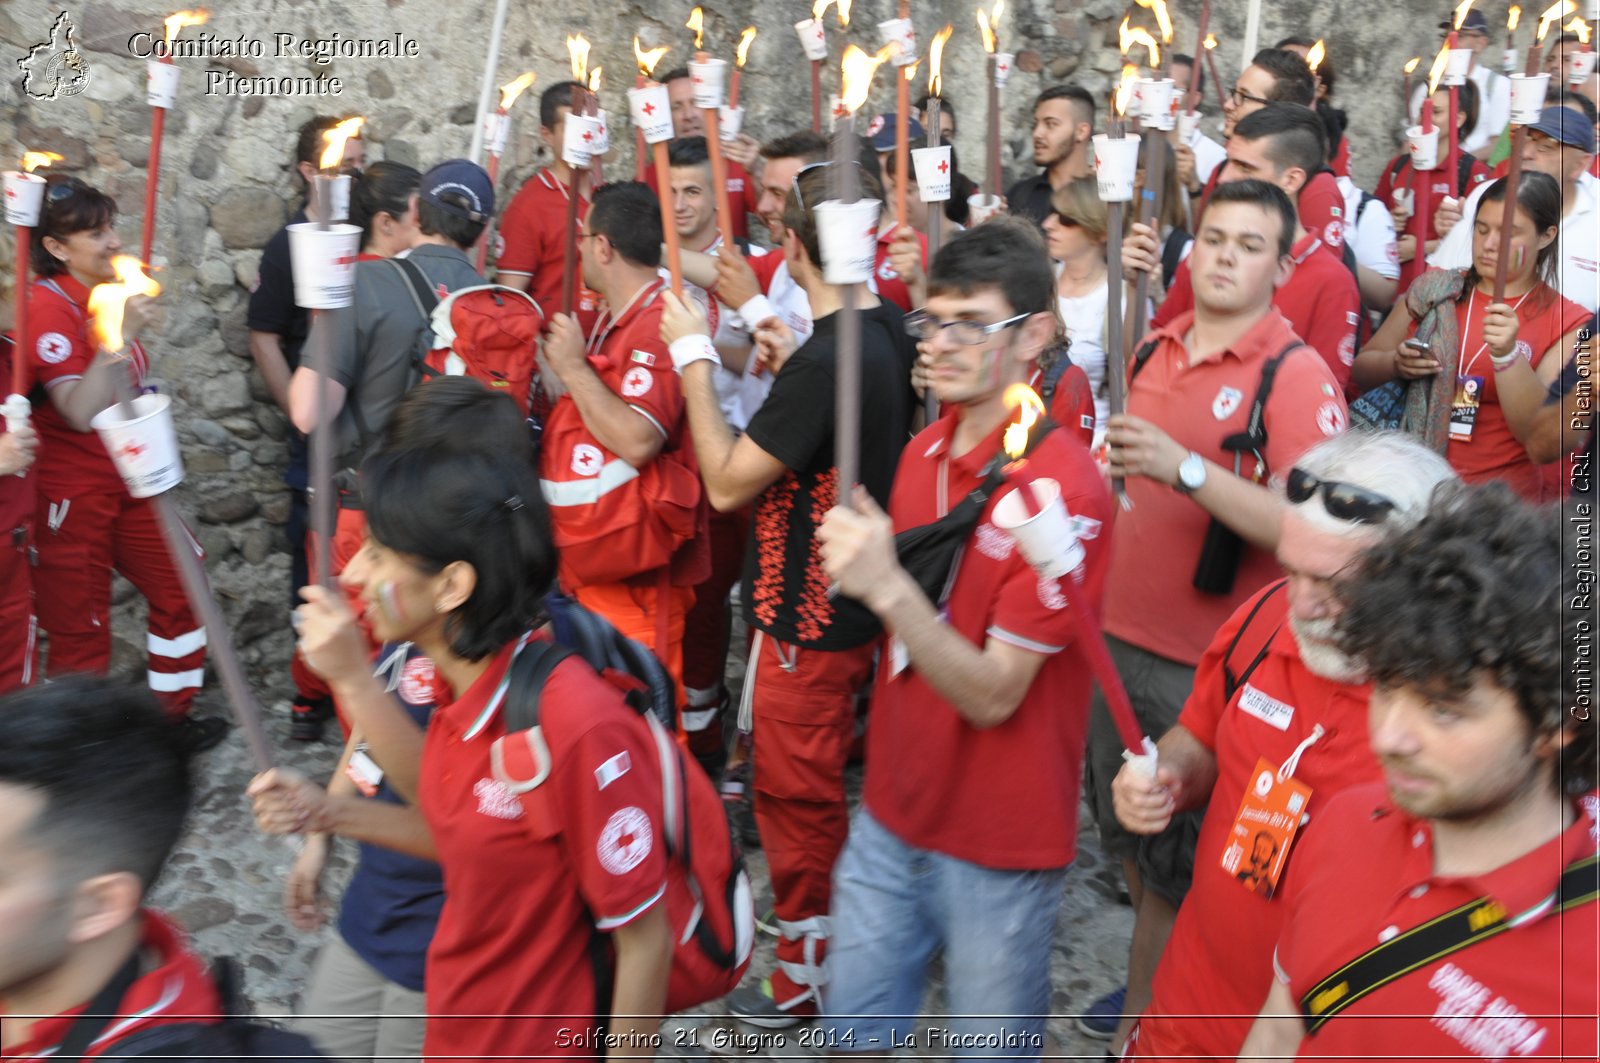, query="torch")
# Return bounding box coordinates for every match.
[562,34,592,316]
[1096,65,1141,508]
[1565,17,1595,84]
[476,70,537,274]
[1400,45,1449,293]
[1442,2,1479,200]
[731,26,757,109]
[989,385,1158,773]
[1184,1,1213,114]
[1402,55,1421,112]
[915,27,955,423]
[87,258,276,772]
[688,9,739,253]
[4,151,62,437]
[143,9,208,267]
[1203,33,1225,111]
[797,1,839,134]
[1505,6,1523,72]
[1306,38,1326,100]
[876,4,919,236]
[1128,6,1174,349]
[976,1,1007,204]
[629,38,684,298]
[587,66,607,189]
[634,36,670,185]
